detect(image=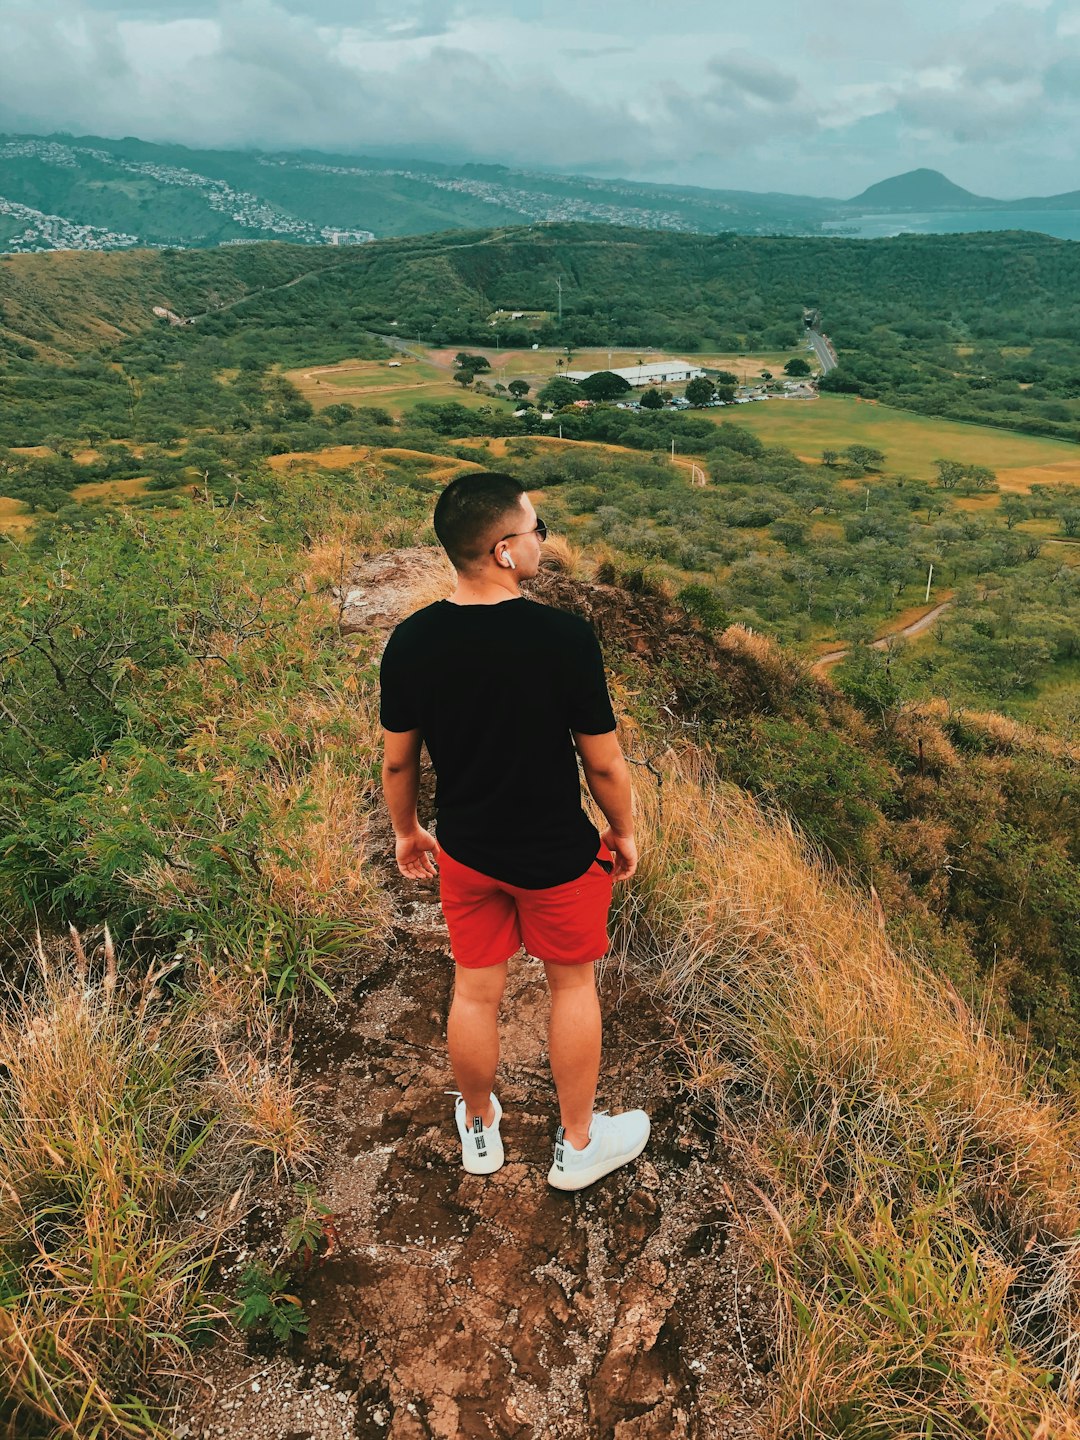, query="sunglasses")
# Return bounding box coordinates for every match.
[489,517,548,553]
